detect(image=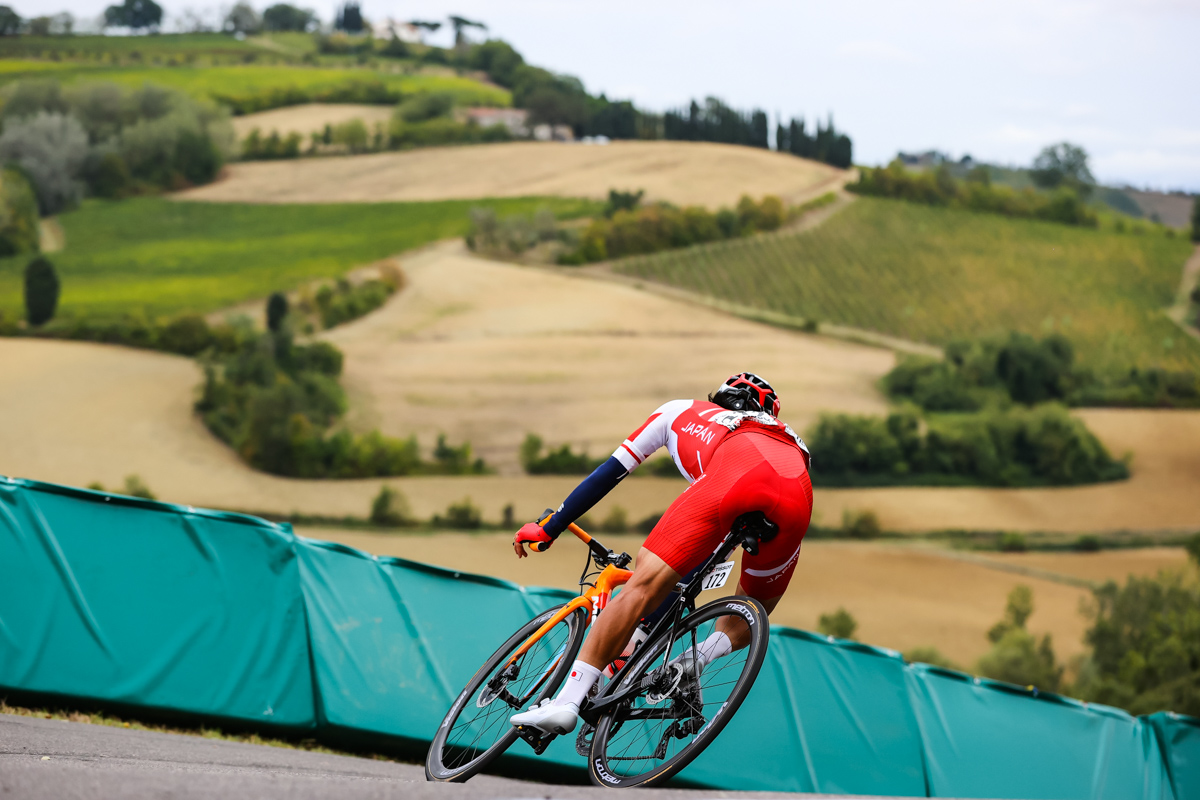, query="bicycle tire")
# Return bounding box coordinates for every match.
[426,603,588,782]
[587,596,769,789]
